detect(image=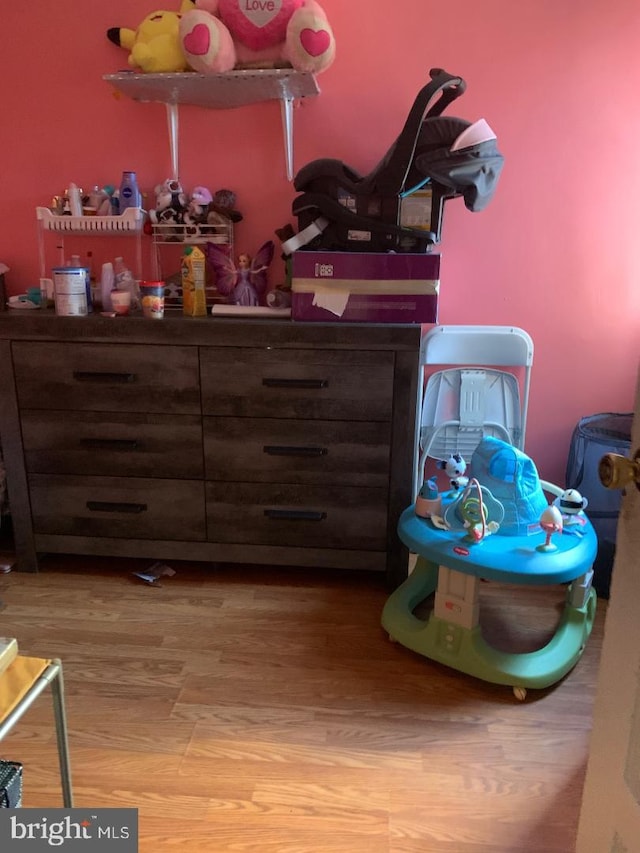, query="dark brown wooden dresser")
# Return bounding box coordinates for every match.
[0,312,420,587]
